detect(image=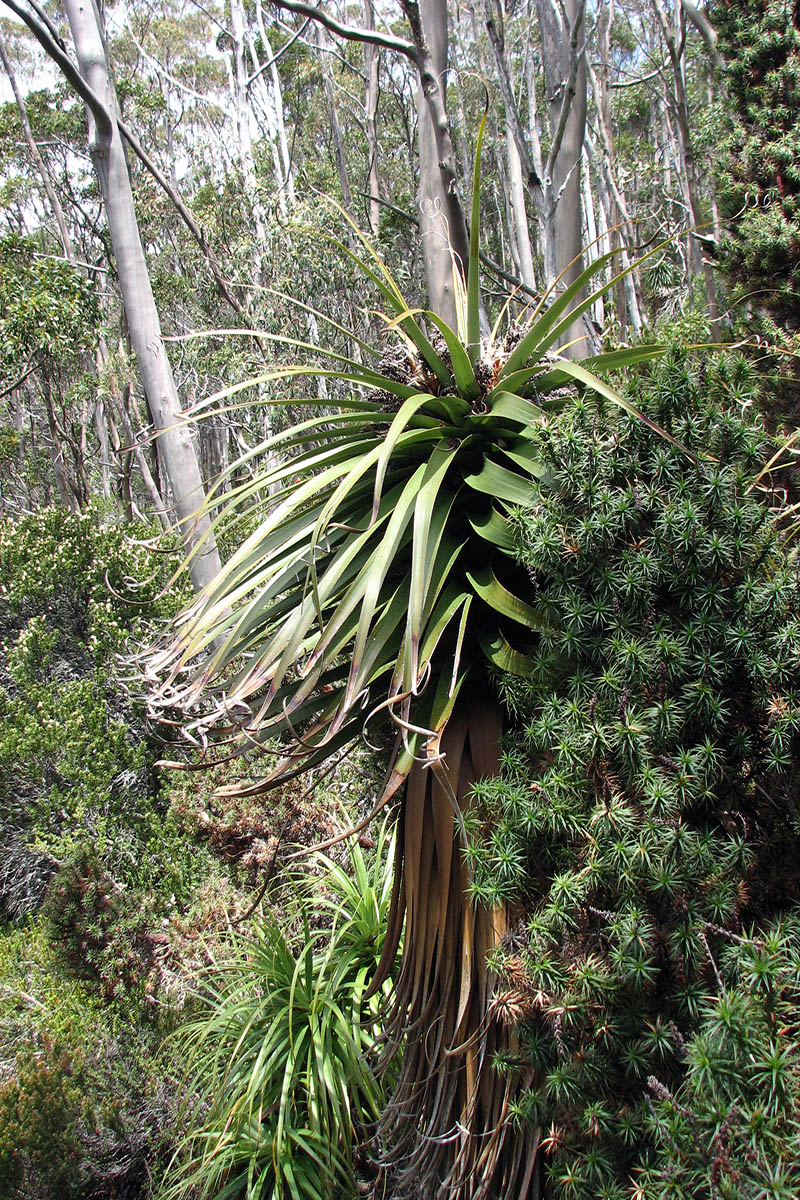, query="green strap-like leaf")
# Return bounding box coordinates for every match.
[487,390,545,427]
[499,436,556,483]
[500,249,621,377]
[405,445,459,690]
[463,457,538,505]
[527,240,678,366]
[370,393,441,521]
[477,628,538,677]
[468,504,515,551]
[465,563,545,628]
[344,462,429,709]
[532,359,692,454]
[426,312,479,400]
